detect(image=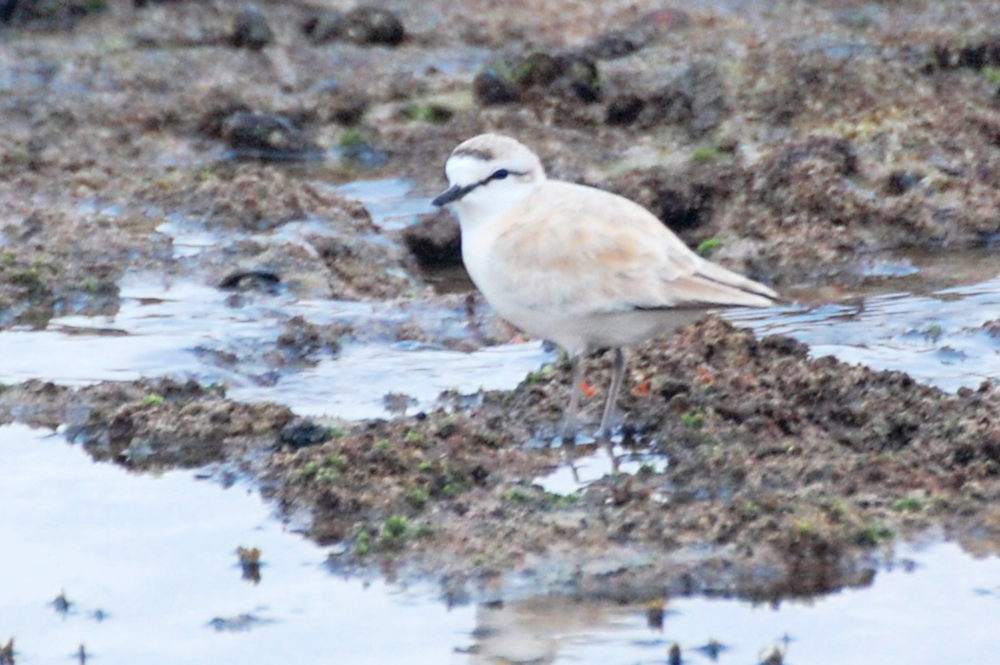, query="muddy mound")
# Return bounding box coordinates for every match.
[257,317,1000,598]
[0,378,294,468]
